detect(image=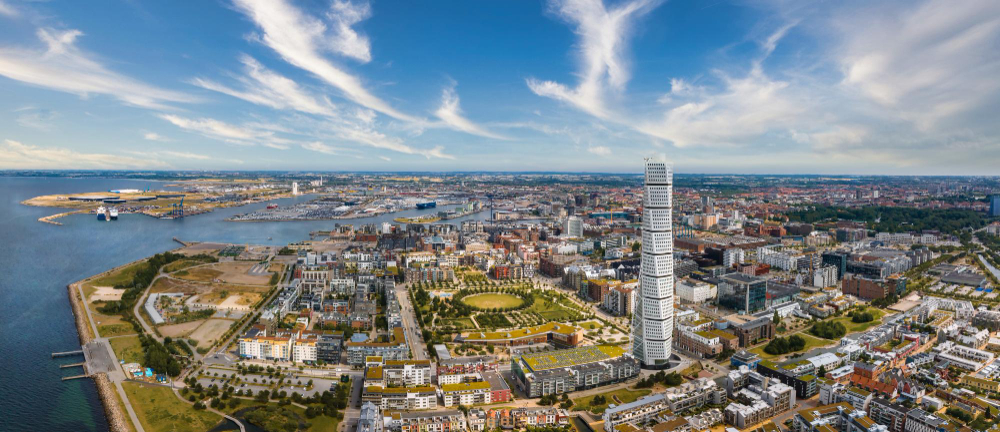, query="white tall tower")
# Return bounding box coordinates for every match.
[632,157,674,368]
